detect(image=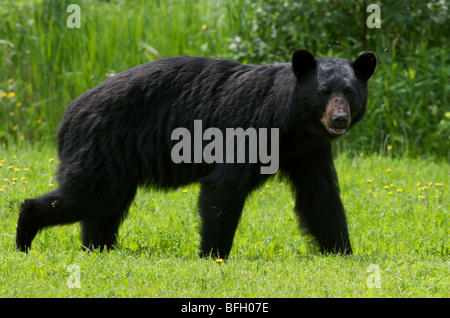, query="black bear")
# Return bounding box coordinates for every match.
[16,49,376,258]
